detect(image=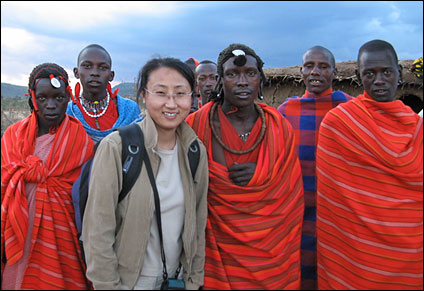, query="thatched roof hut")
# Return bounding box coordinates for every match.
[262,60,423,112]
